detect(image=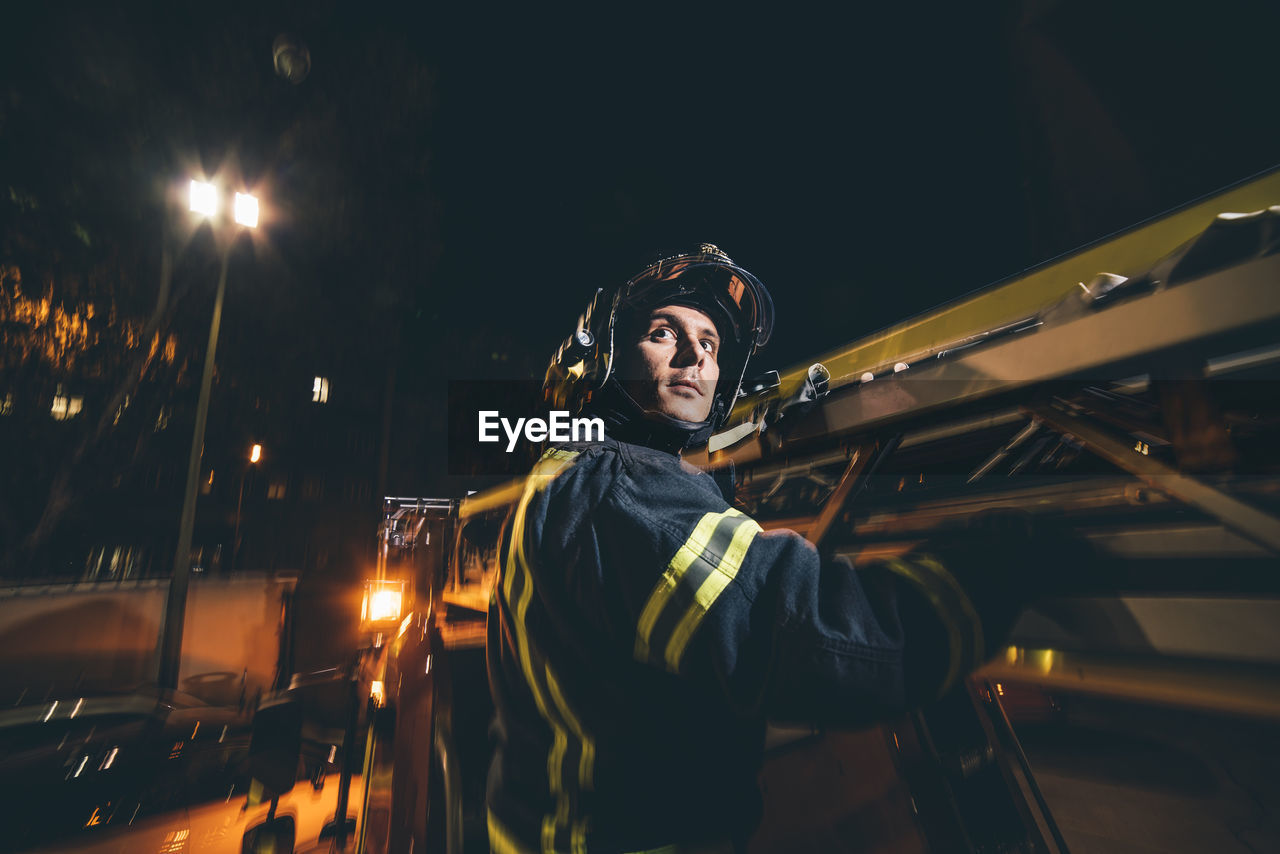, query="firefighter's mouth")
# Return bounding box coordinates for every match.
[669,379,704,395]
